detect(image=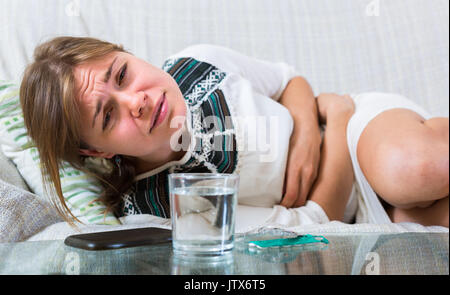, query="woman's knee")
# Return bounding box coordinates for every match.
[376,123,449,207]
[358,113,449,208]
